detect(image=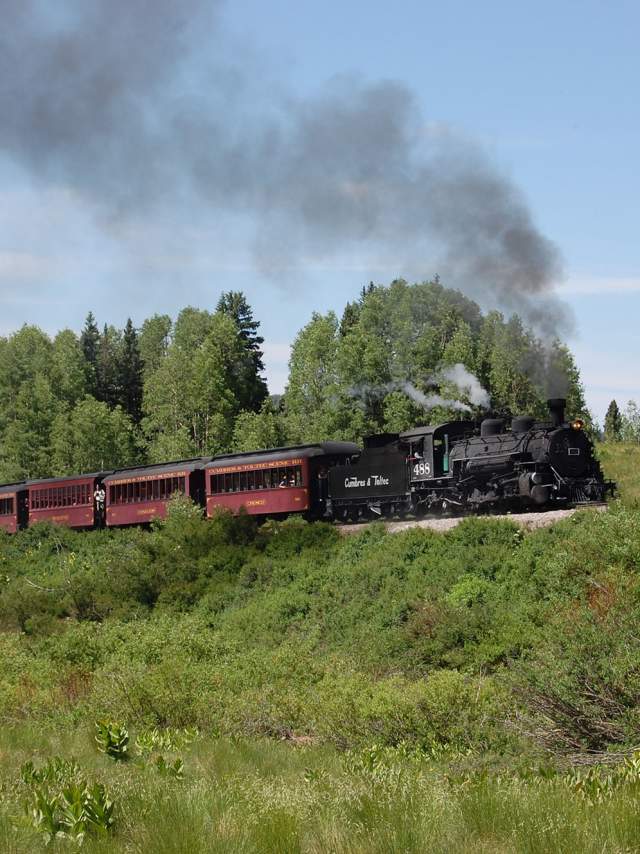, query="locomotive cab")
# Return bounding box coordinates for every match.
[401,421,476,482]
